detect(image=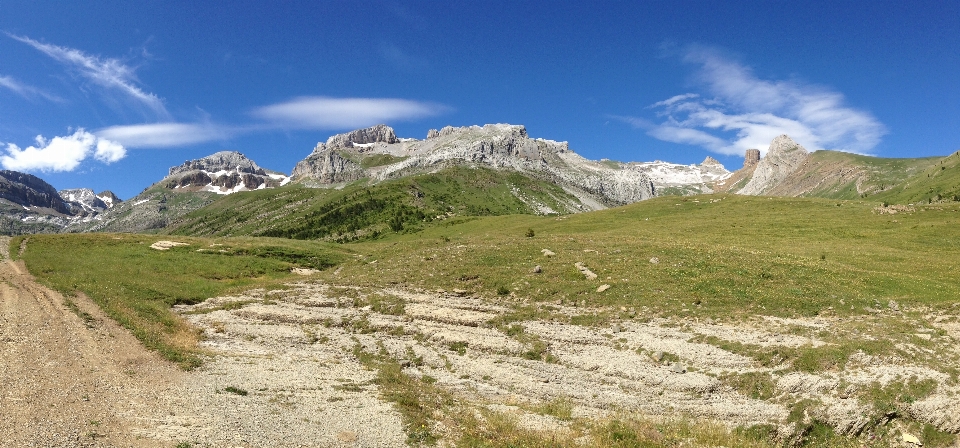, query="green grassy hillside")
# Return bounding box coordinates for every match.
[763,150,939,199]
[329,194,960,318]
[21,194,960,363]
[873,151,960,204]
[168,166,580,241]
